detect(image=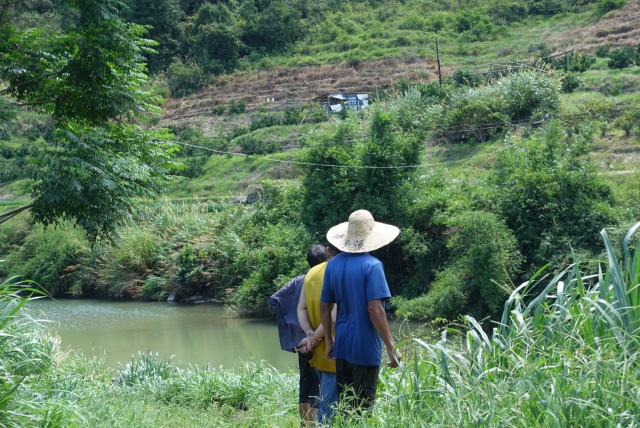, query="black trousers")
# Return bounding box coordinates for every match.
[335,359,380,411]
